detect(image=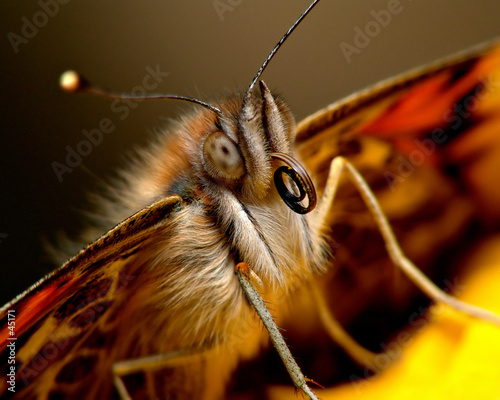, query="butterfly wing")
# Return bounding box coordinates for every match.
[298,39,500,217]
[0,195,183,399]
